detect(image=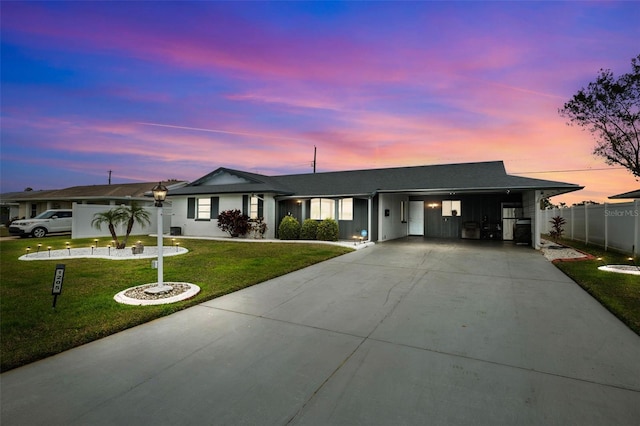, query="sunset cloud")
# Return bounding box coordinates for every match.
[1,1,638,205]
